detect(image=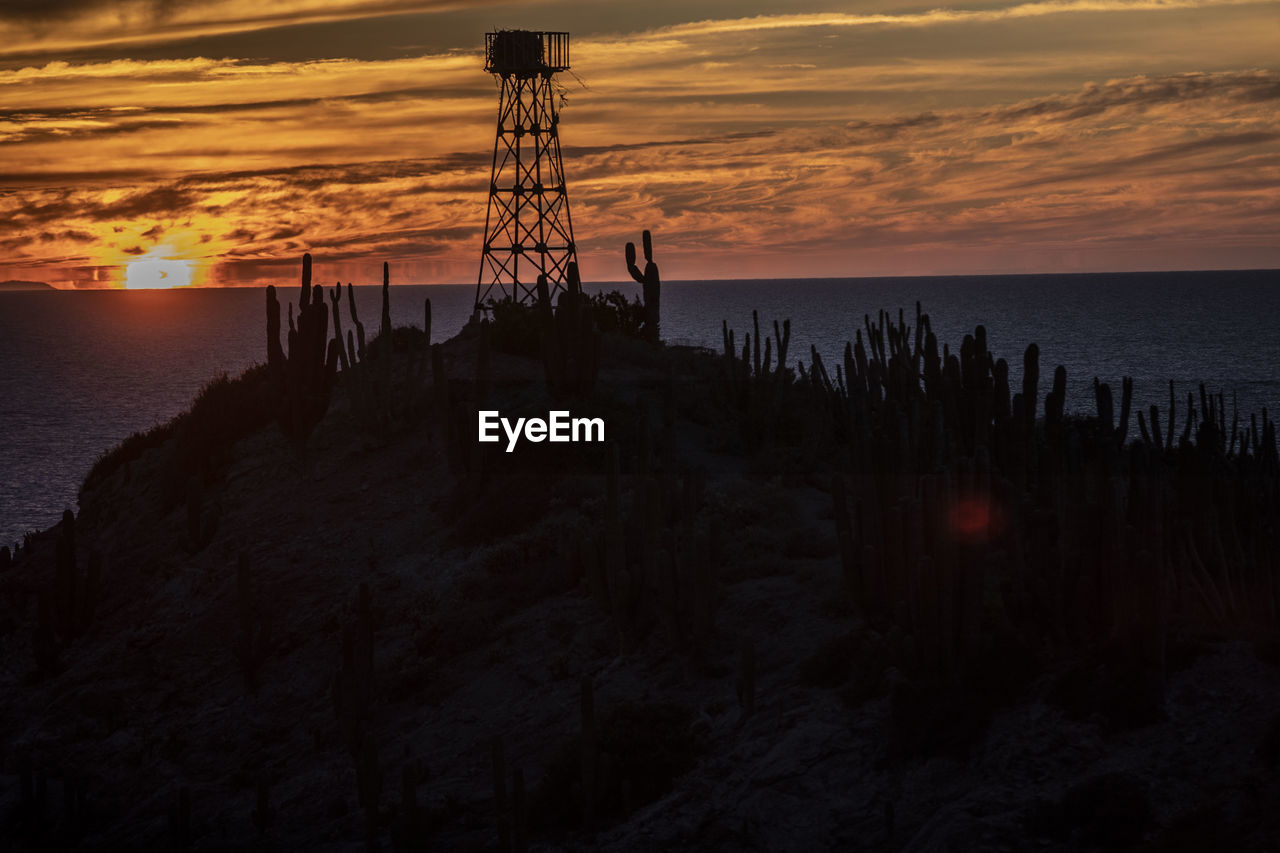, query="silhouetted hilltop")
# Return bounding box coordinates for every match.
[2,242,1279,850]
[0,279,55,291]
